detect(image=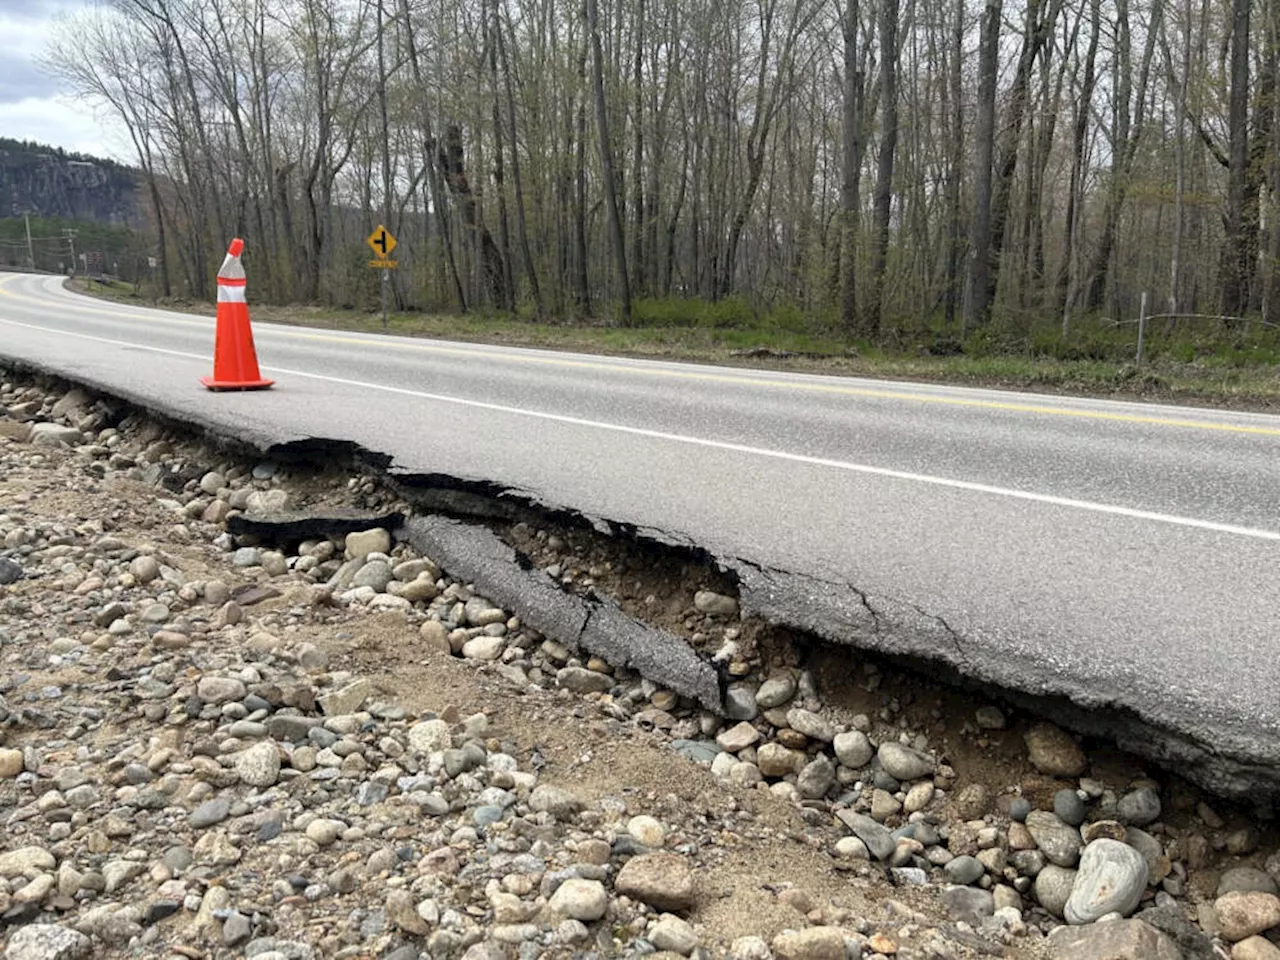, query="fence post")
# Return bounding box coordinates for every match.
[1136,291,1148,364]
